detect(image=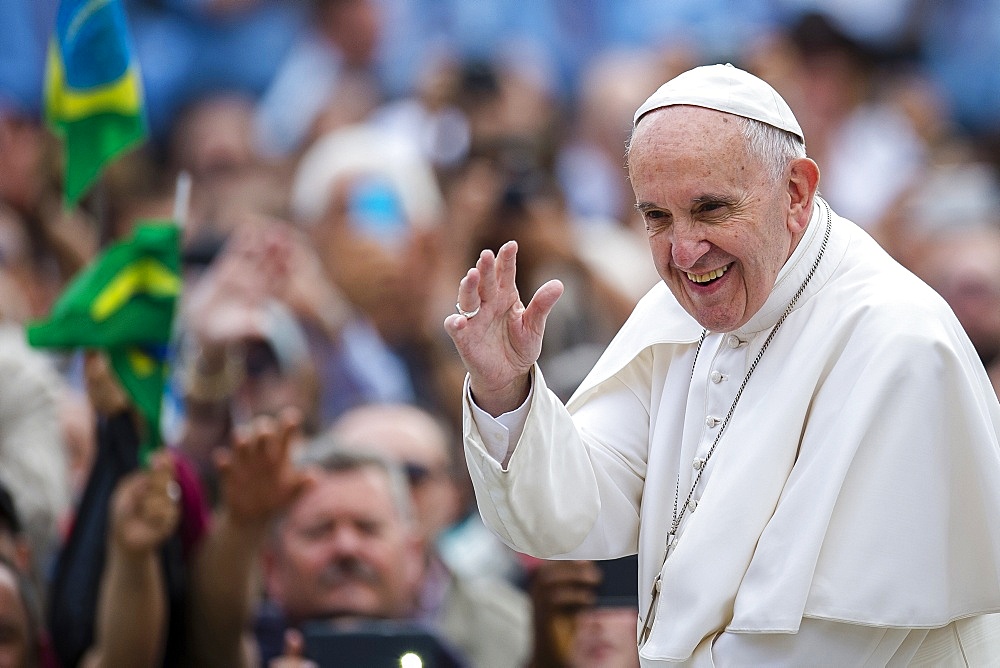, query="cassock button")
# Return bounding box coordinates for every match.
[710,370,724,383]
[688,500,698,512]
[726,334,744,348]
[693,457,705,470]
[705,416,720,428]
